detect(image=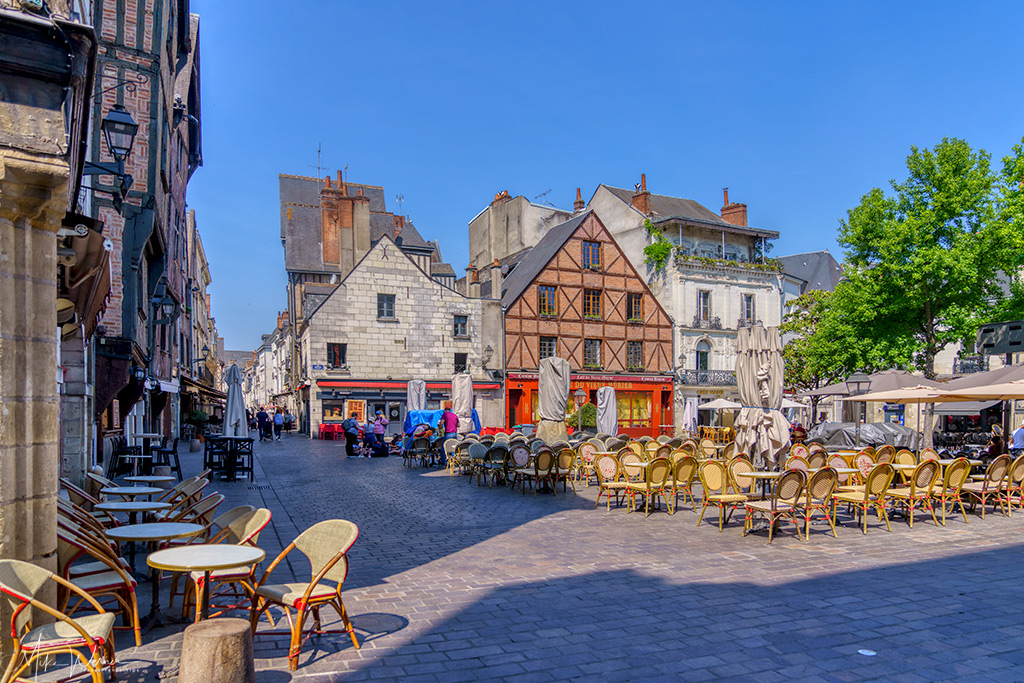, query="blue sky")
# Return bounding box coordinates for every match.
[187,1,1024,351]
